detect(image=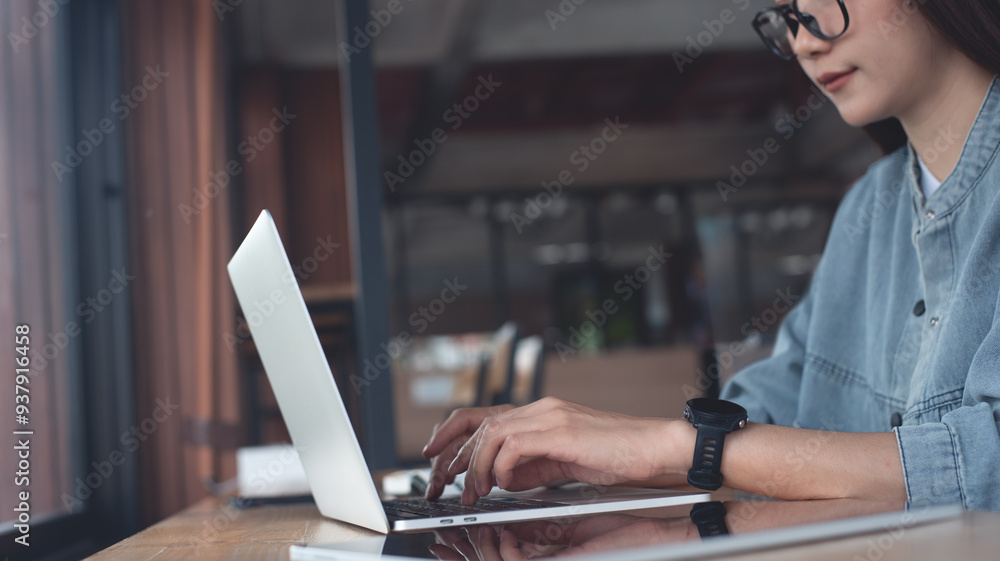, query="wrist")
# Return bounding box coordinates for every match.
[659,418,697,475]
